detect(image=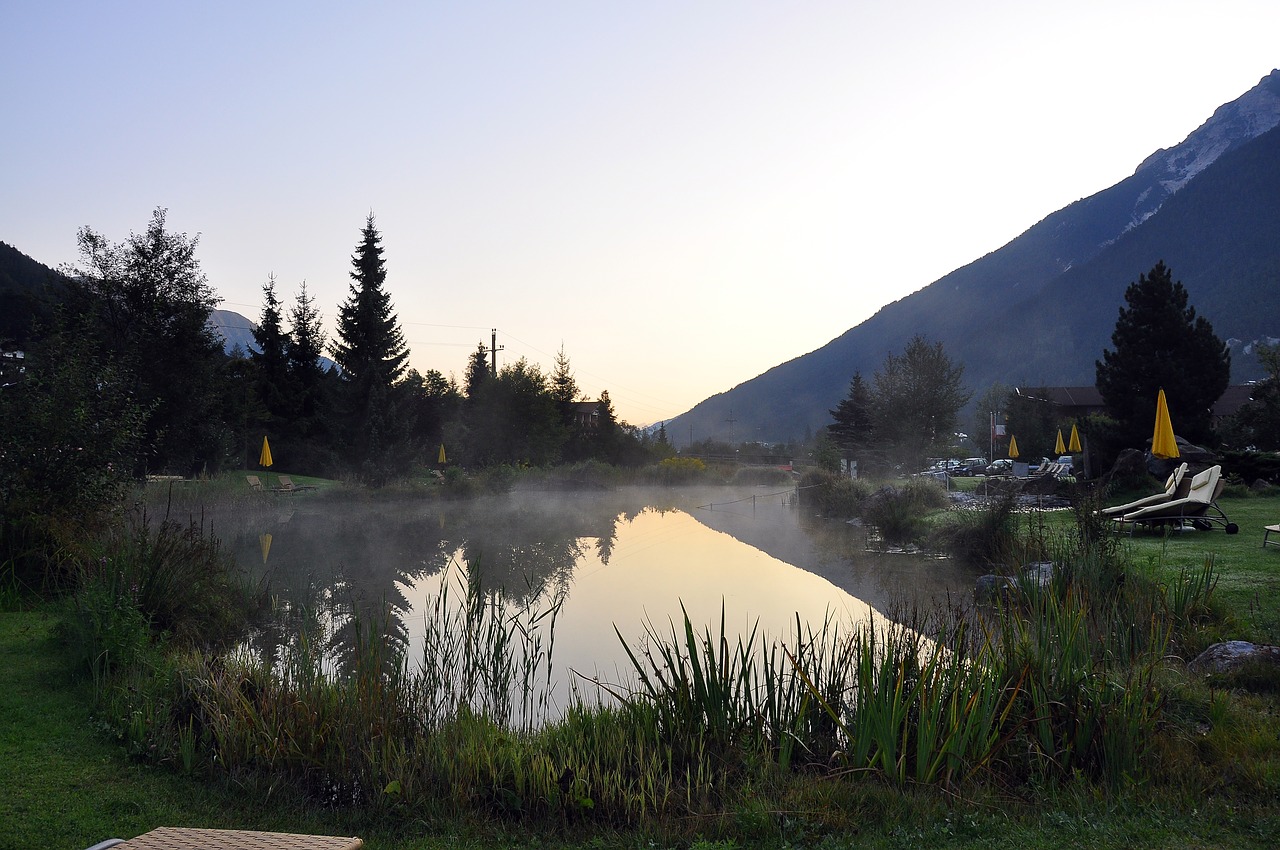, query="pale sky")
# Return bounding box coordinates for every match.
[3,2,1277,425]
